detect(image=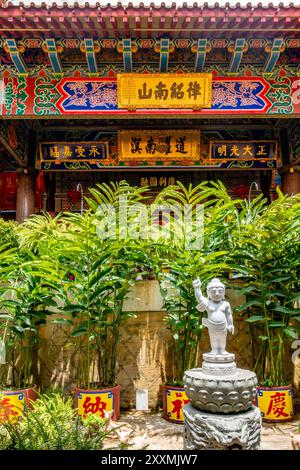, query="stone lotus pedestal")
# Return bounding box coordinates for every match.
[183,353,262,450]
